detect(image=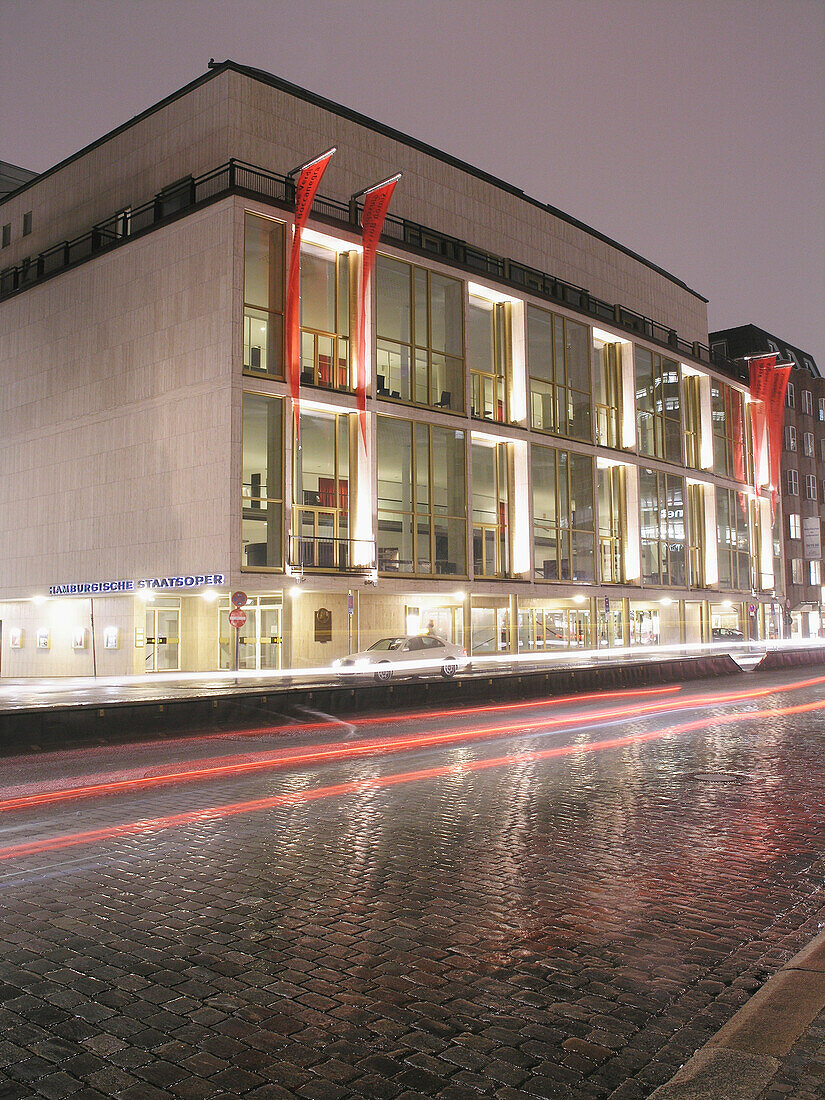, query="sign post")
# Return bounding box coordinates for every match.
[347,590,354,654]
[229,592,248,673]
